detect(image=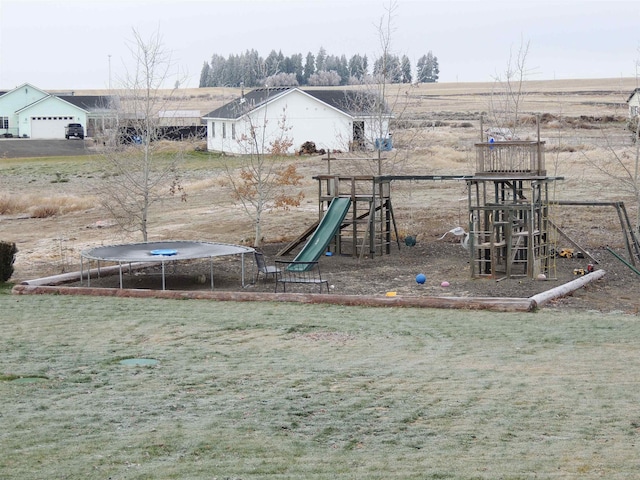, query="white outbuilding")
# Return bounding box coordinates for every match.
[628,88,640,118]
[203,87,392,155]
